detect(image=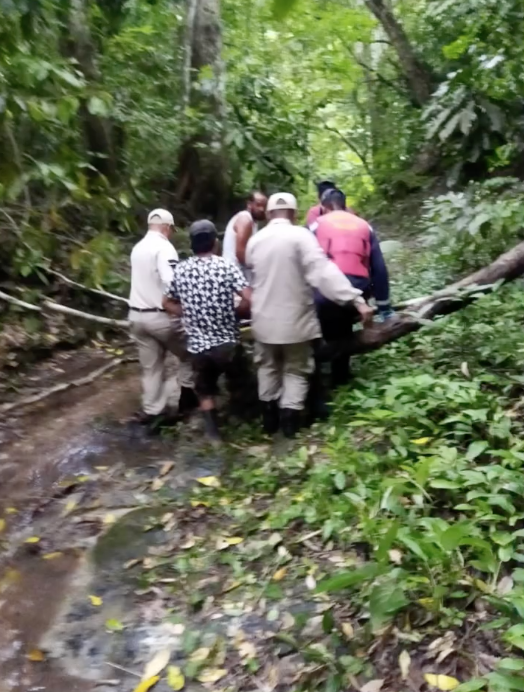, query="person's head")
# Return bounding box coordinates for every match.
[321,187,346,212]
[148,208,175,238]
[266,192,298,223]
[246,191,268,222]
[316,180,336,202]
[189,219,218,255]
